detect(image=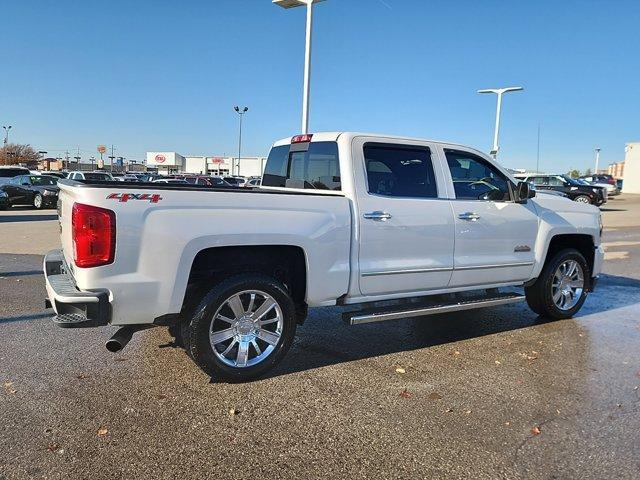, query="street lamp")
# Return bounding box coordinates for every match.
[234,106,249,176]
[594,148,601,174]
[477,86,523,159]
[273,0,326,134]
[2,125,12,145]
